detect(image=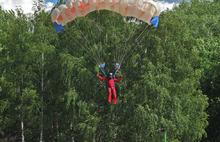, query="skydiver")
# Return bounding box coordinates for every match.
[97,73,122,104]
